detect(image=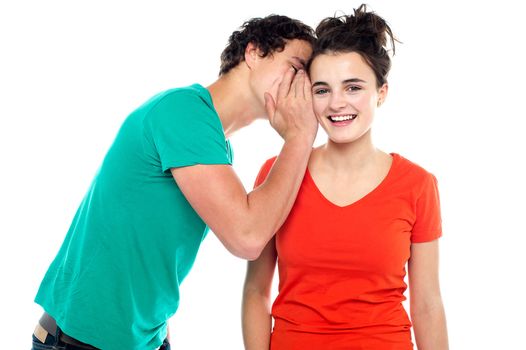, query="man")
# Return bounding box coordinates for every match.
[32,15,317,350]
